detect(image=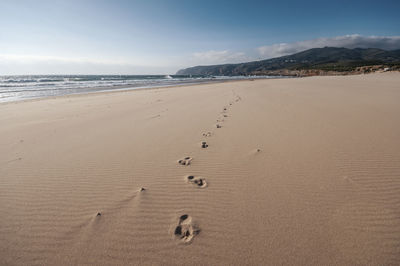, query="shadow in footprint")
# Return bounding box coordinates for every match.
[173,214,200,244]
[248,148,263,156]
[186,175,207,188]
[178,157,192,166]
[201,141,208,148]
